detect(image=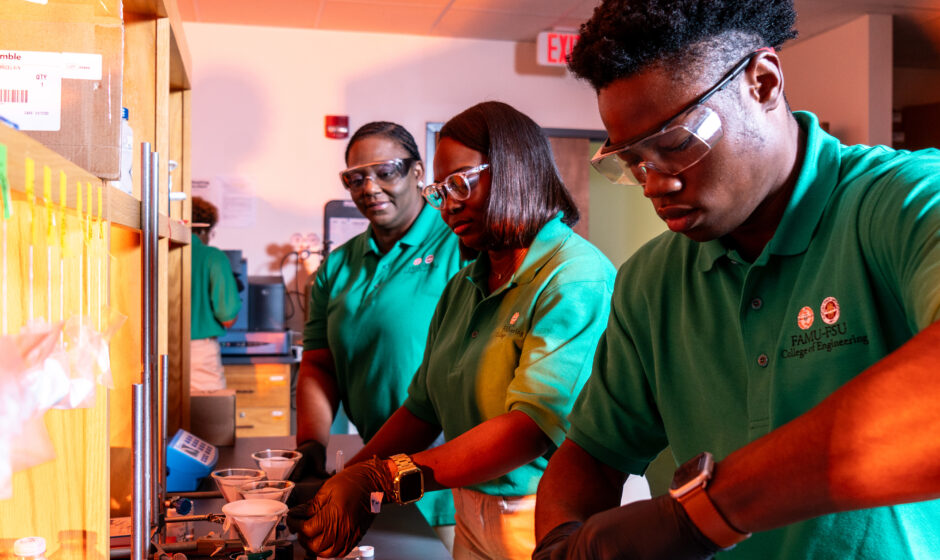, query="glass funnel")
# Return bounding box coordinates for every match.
[251,449,302,480]
[211,468,266,503]
[239,480,295,502]
[222,498,287,559]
